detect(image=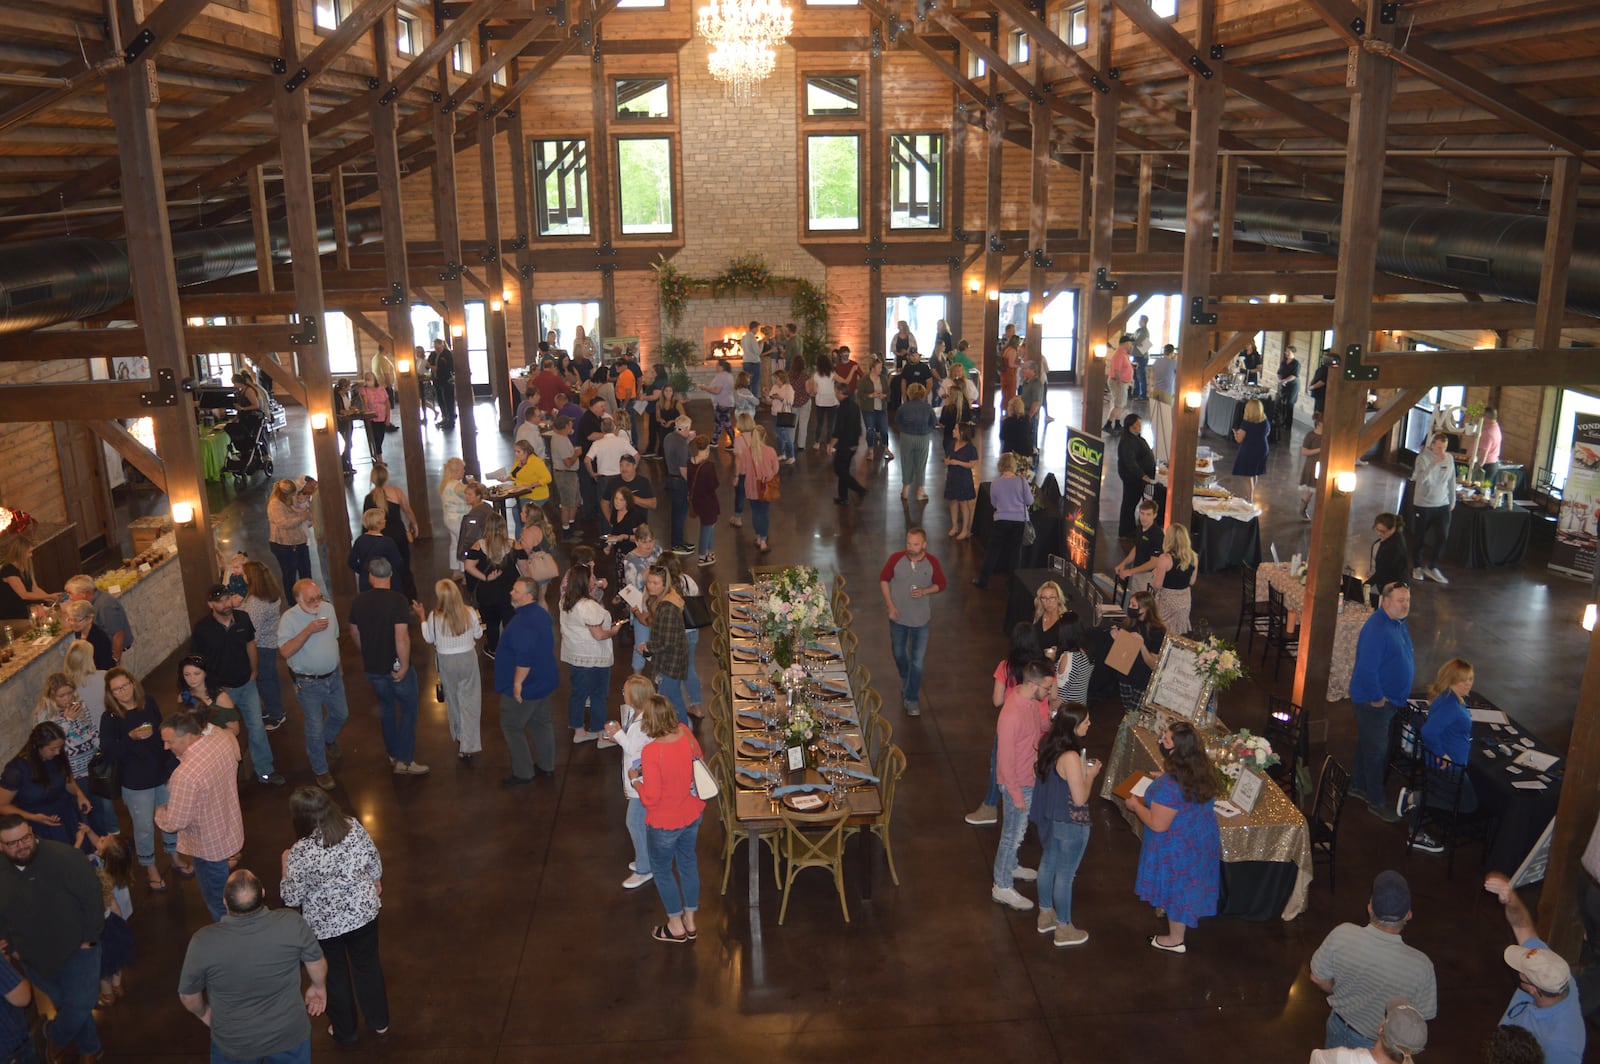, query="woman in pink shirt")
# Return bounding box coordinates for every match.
[991,660,1055,912]
[633,694,707,944]
[357,371,391,464]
